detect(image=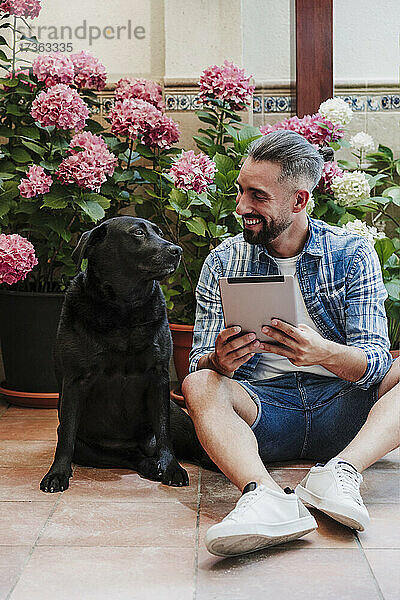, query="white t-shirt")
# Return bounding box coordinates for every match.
[252,253,338,380]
